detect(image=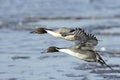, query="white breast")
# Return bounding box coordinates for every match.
[46,30,61,37]
[59,49,87,59]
